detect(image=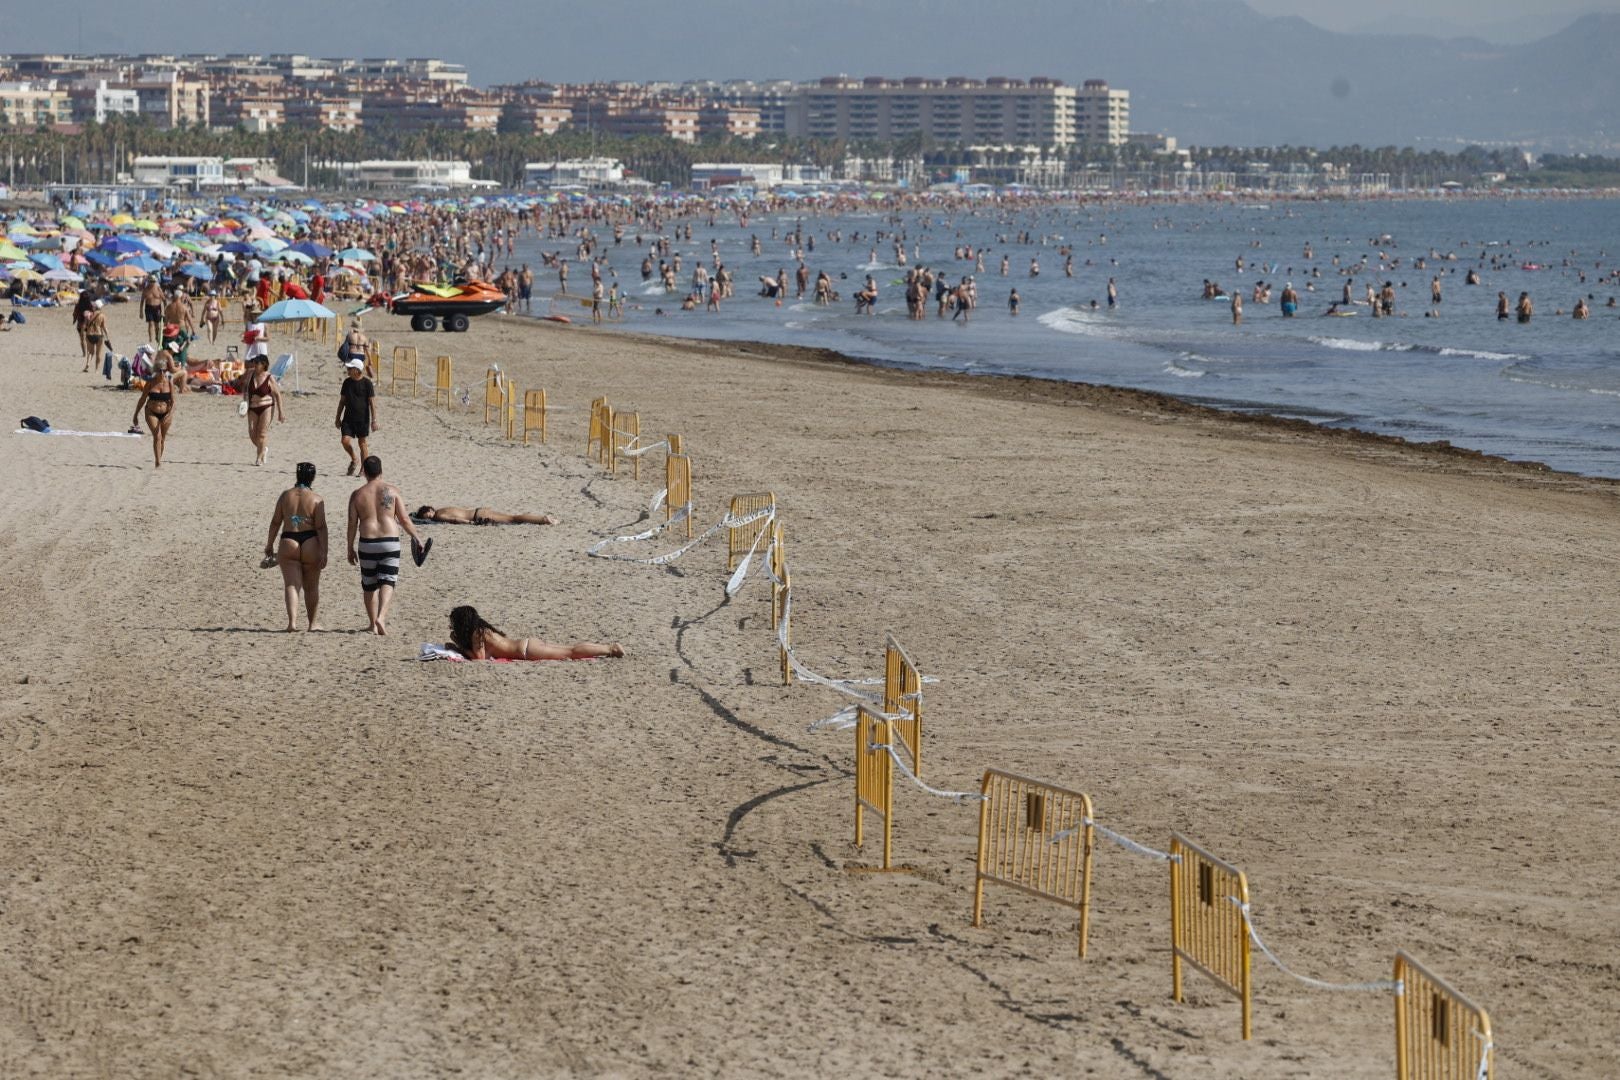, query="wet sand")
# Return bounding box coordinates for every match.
[0,302,1614,1077]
